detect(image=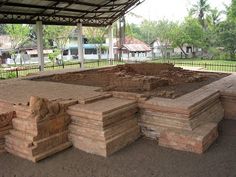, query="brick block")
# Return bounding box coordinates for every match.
[159,123,218,154]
